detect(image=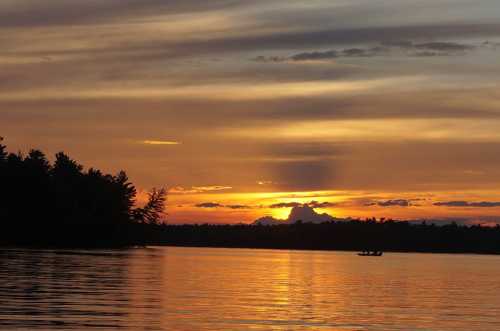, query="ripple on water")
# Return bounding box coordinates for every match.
[1,247,500,330]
